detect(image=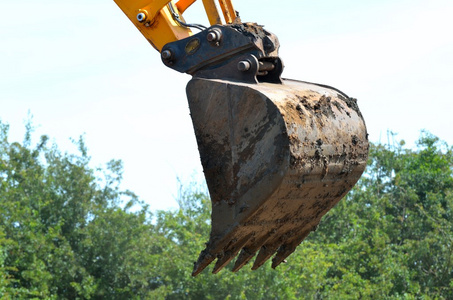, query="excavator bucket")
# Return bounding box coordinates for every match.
[187,78,369,275]
[113,0,368,277]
